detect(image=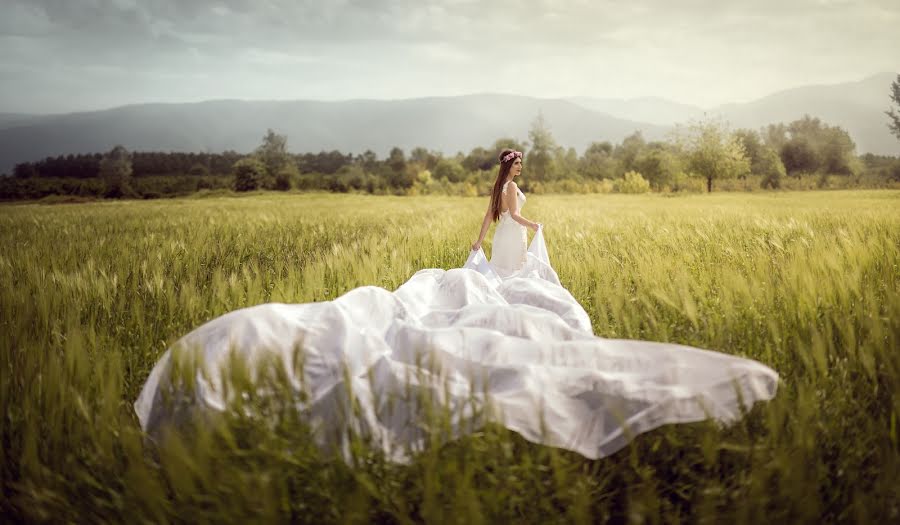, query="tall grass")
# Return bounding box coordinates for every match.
[1,190,898,523]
